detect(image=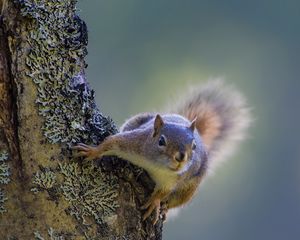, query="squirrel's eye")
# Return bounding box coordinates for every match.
[158,135,167,146]
[192,140,196,150]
